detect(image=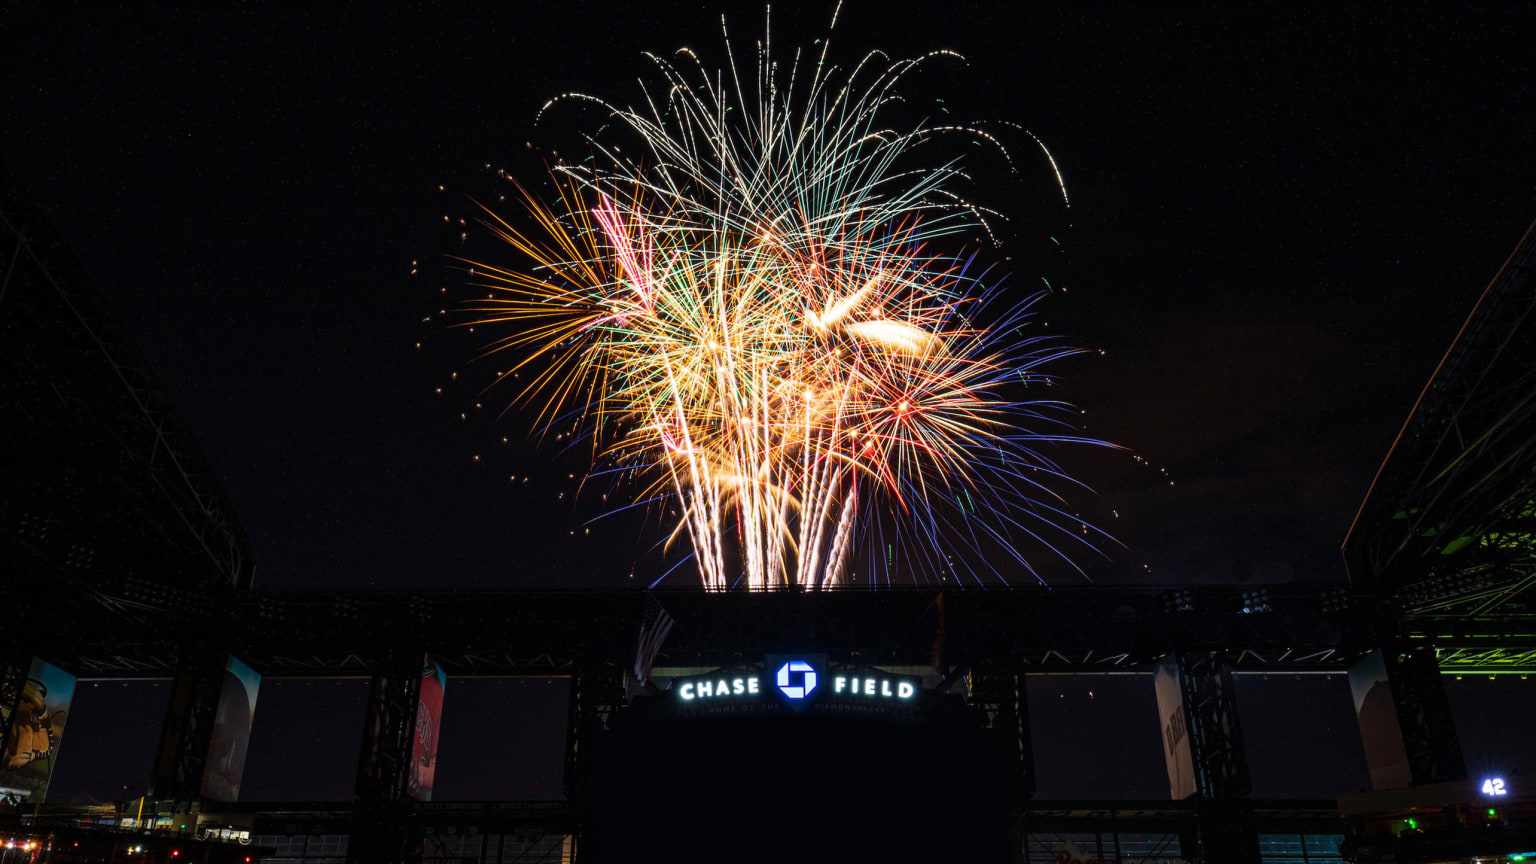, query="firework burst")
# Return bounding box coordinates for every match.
[459,7,1116,589]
